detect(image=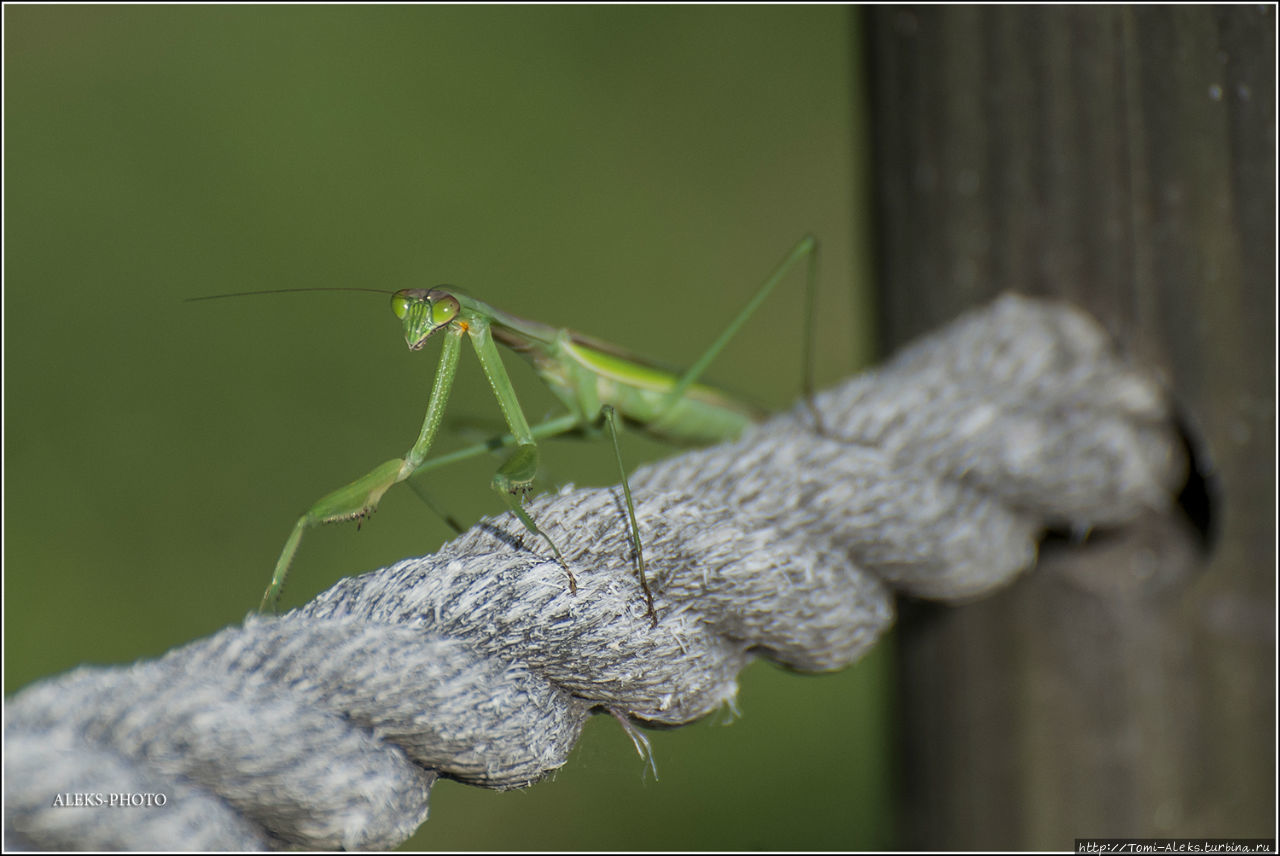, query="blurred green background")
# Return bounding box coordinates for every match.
[5,6,888,850]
